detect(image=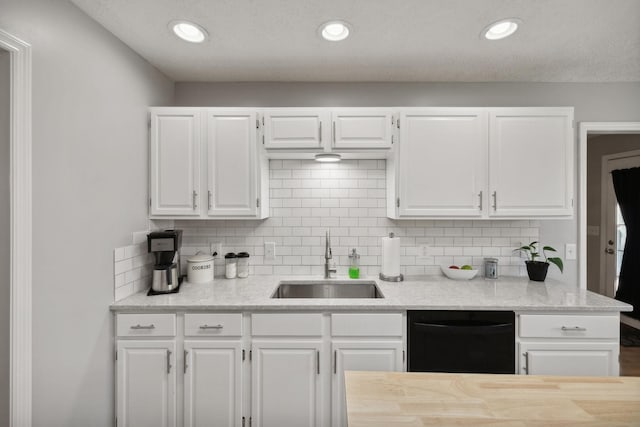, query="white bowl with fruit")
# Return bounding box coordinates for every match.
[441,264,478,280]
